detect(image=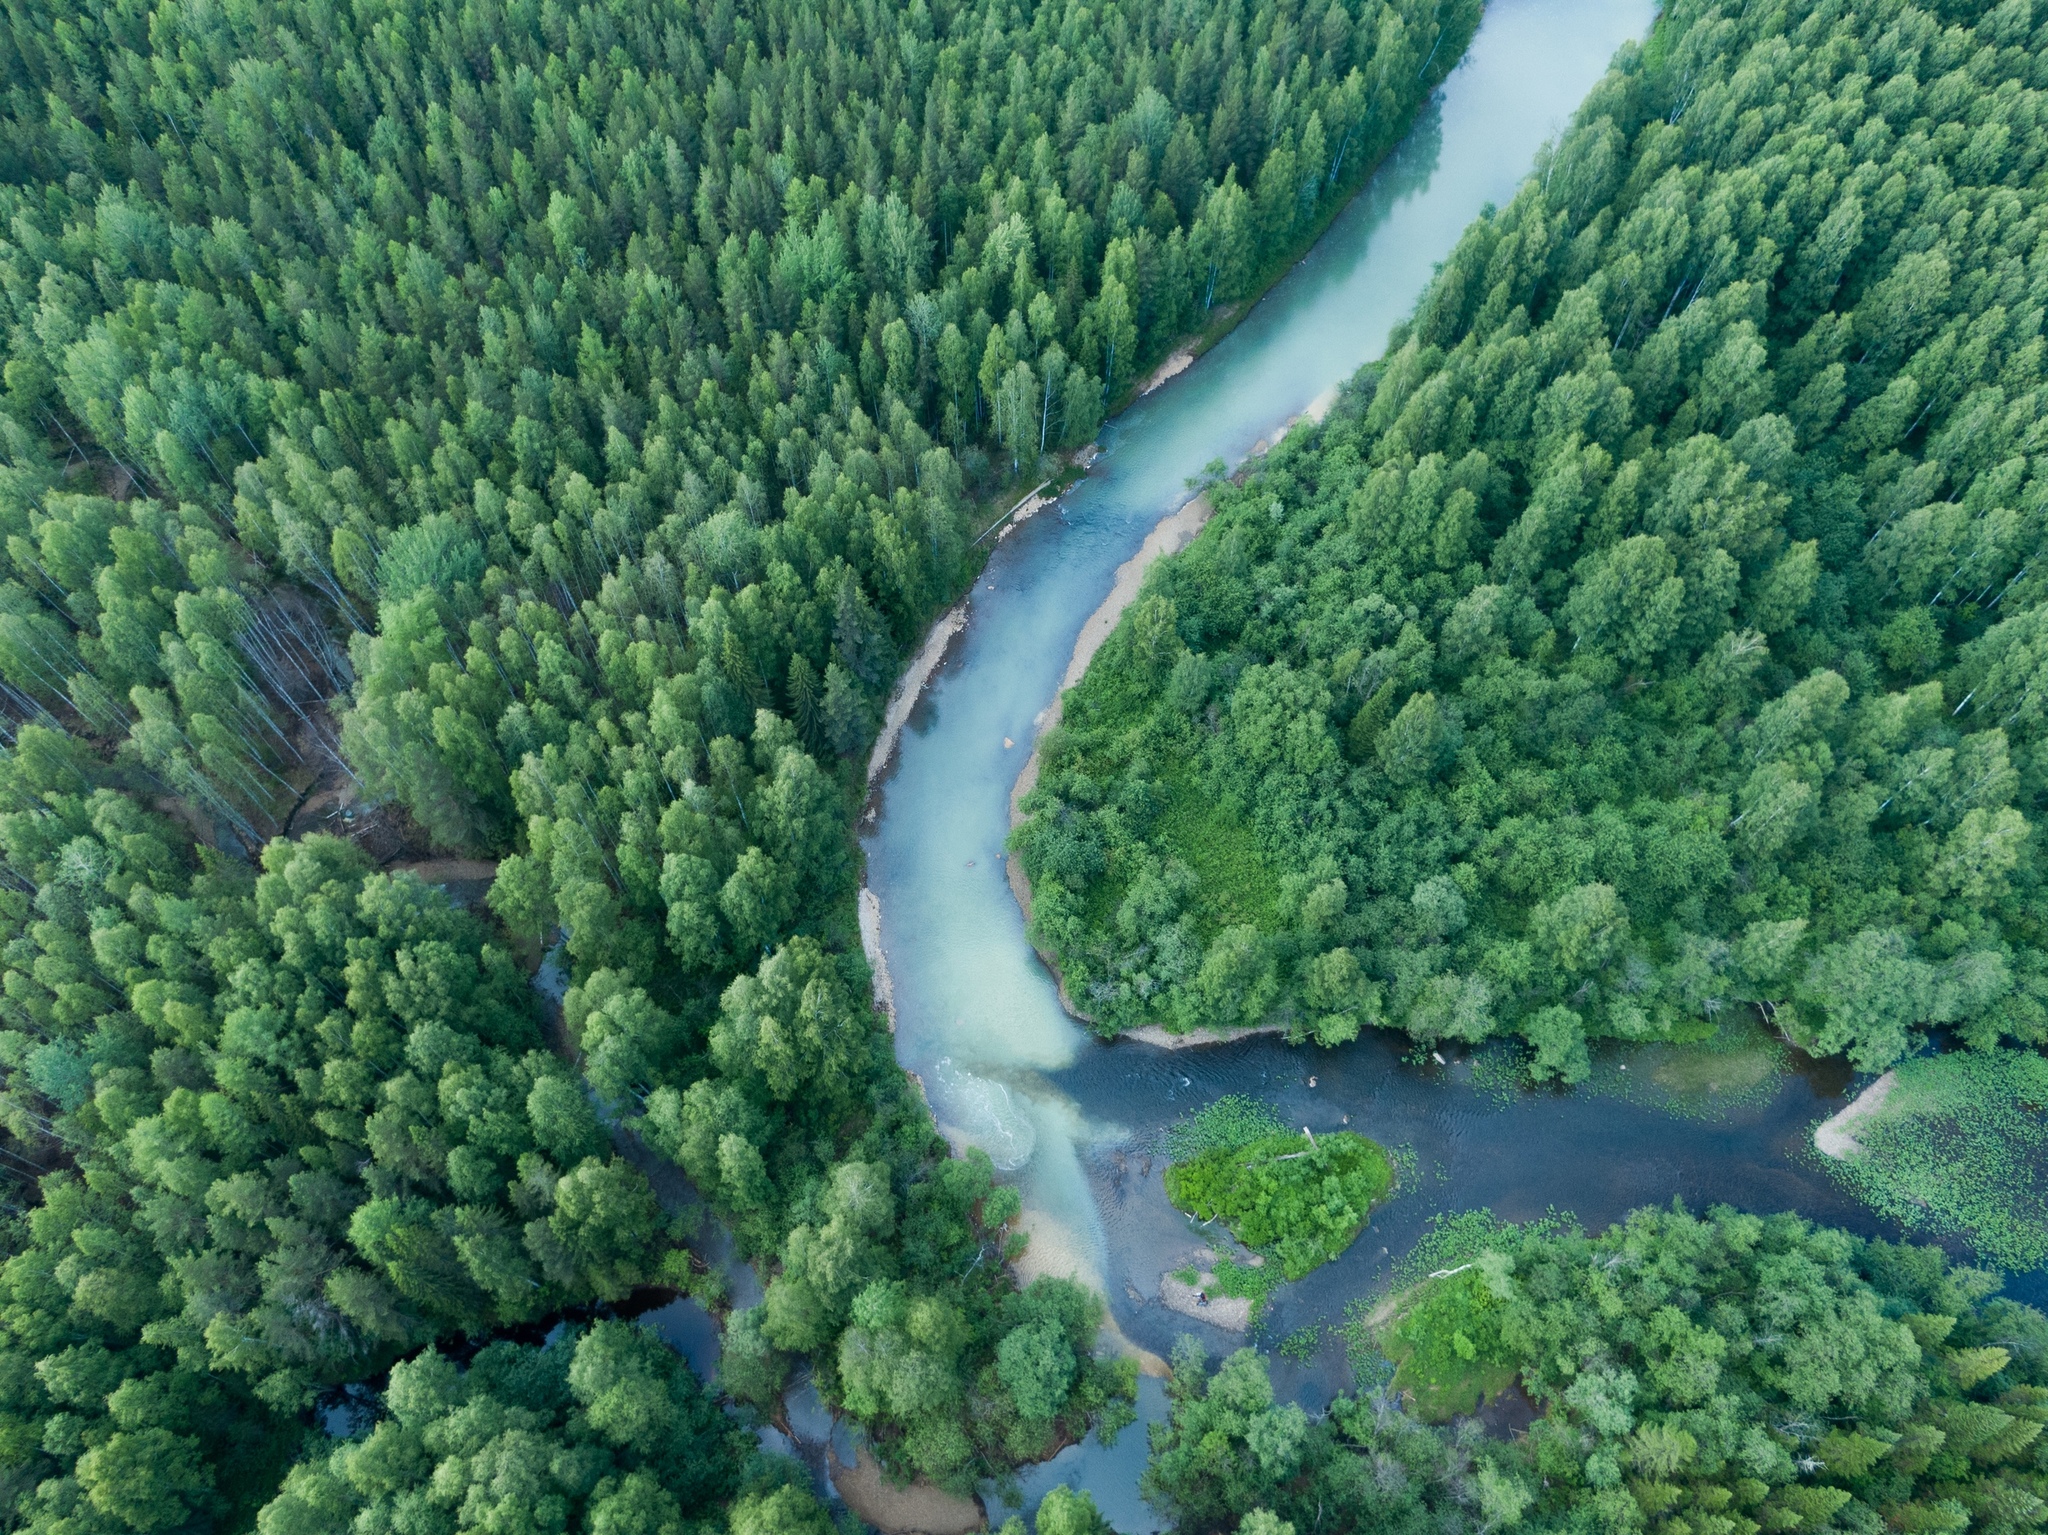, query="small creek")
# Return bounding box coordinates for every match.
[861,0,2047,1519]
